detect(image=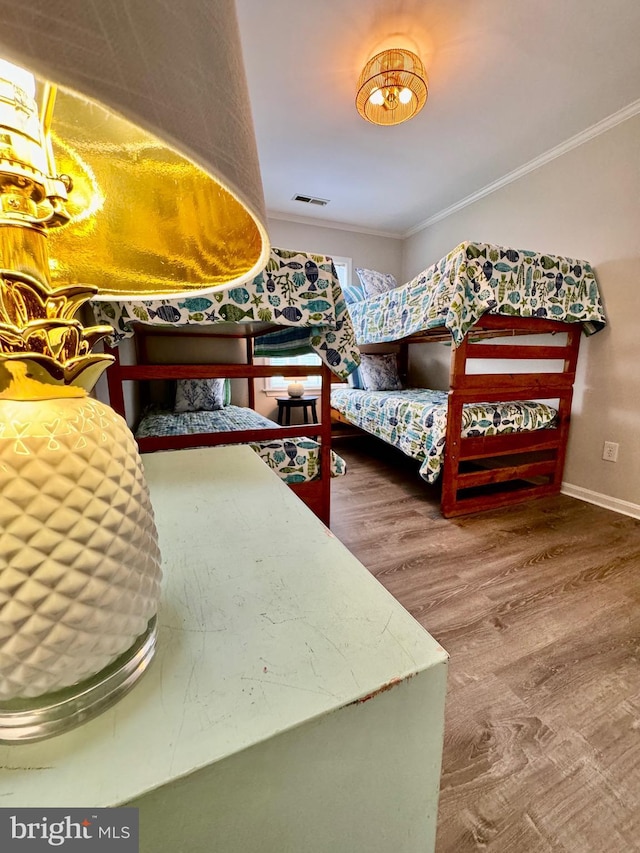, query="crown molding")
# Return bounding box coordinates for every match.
[404,98,640,238]
[267,211,402,241]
